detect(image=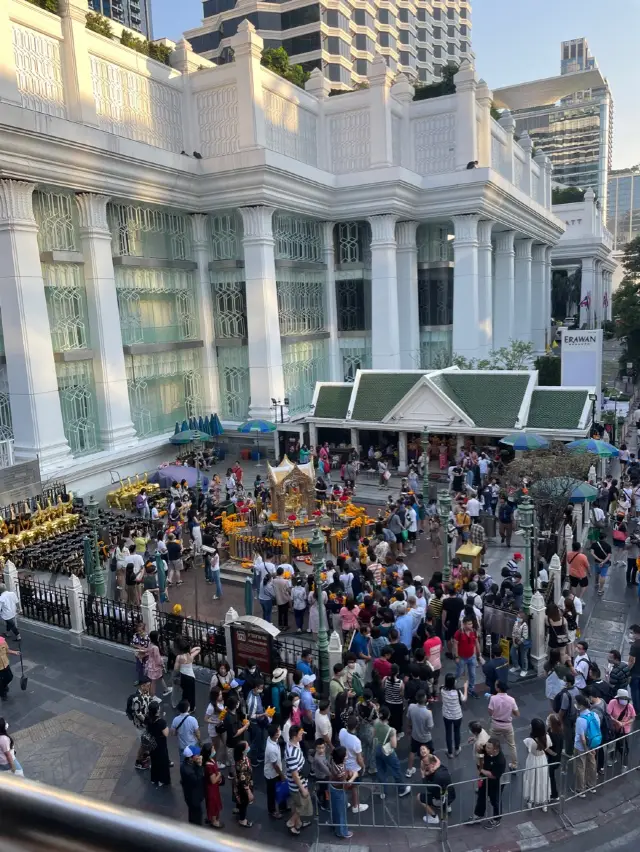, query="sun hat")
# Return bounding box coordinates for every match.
[272,668,287,684]
[301,674,316,686]
[616,688,630,700]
